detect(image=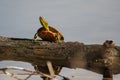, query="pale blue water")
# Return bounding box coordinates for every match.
[0,0,120,80]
